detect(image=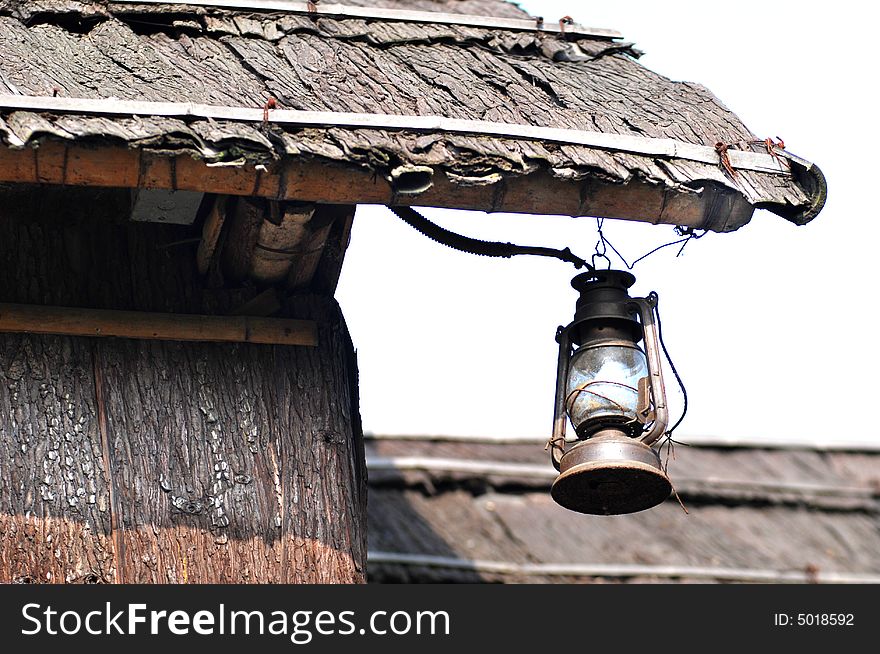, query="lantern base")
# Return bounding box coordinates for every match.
[551,433,671,515]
